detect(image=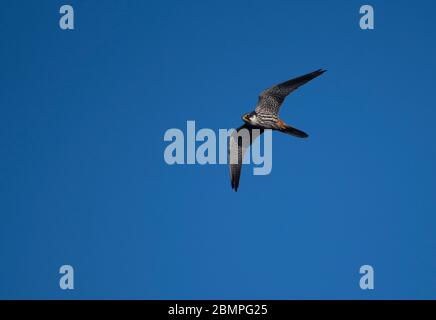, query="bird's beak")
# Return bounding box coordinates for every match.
[242,115,248,121]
